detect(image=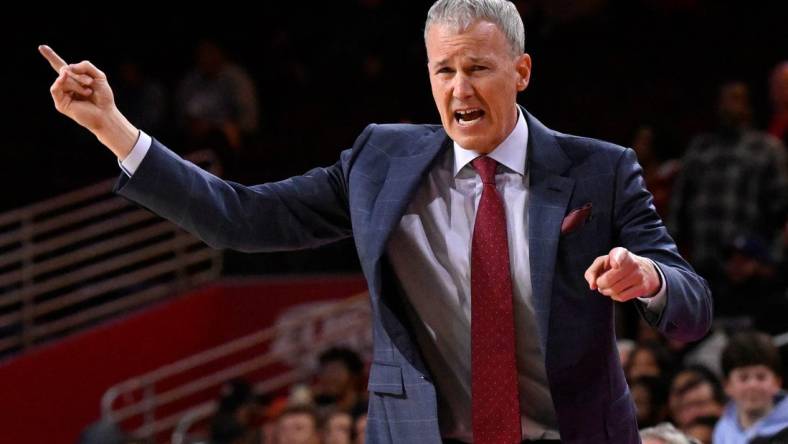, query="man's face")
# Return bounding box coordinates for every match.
[725,365,782,417]
[323,412,353,444]
[628,348,661,380]
[277,413,319,444]
[317,361,353,398]
[675,382,723,427]
[718,82,752,127]
[426,20,531,154]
